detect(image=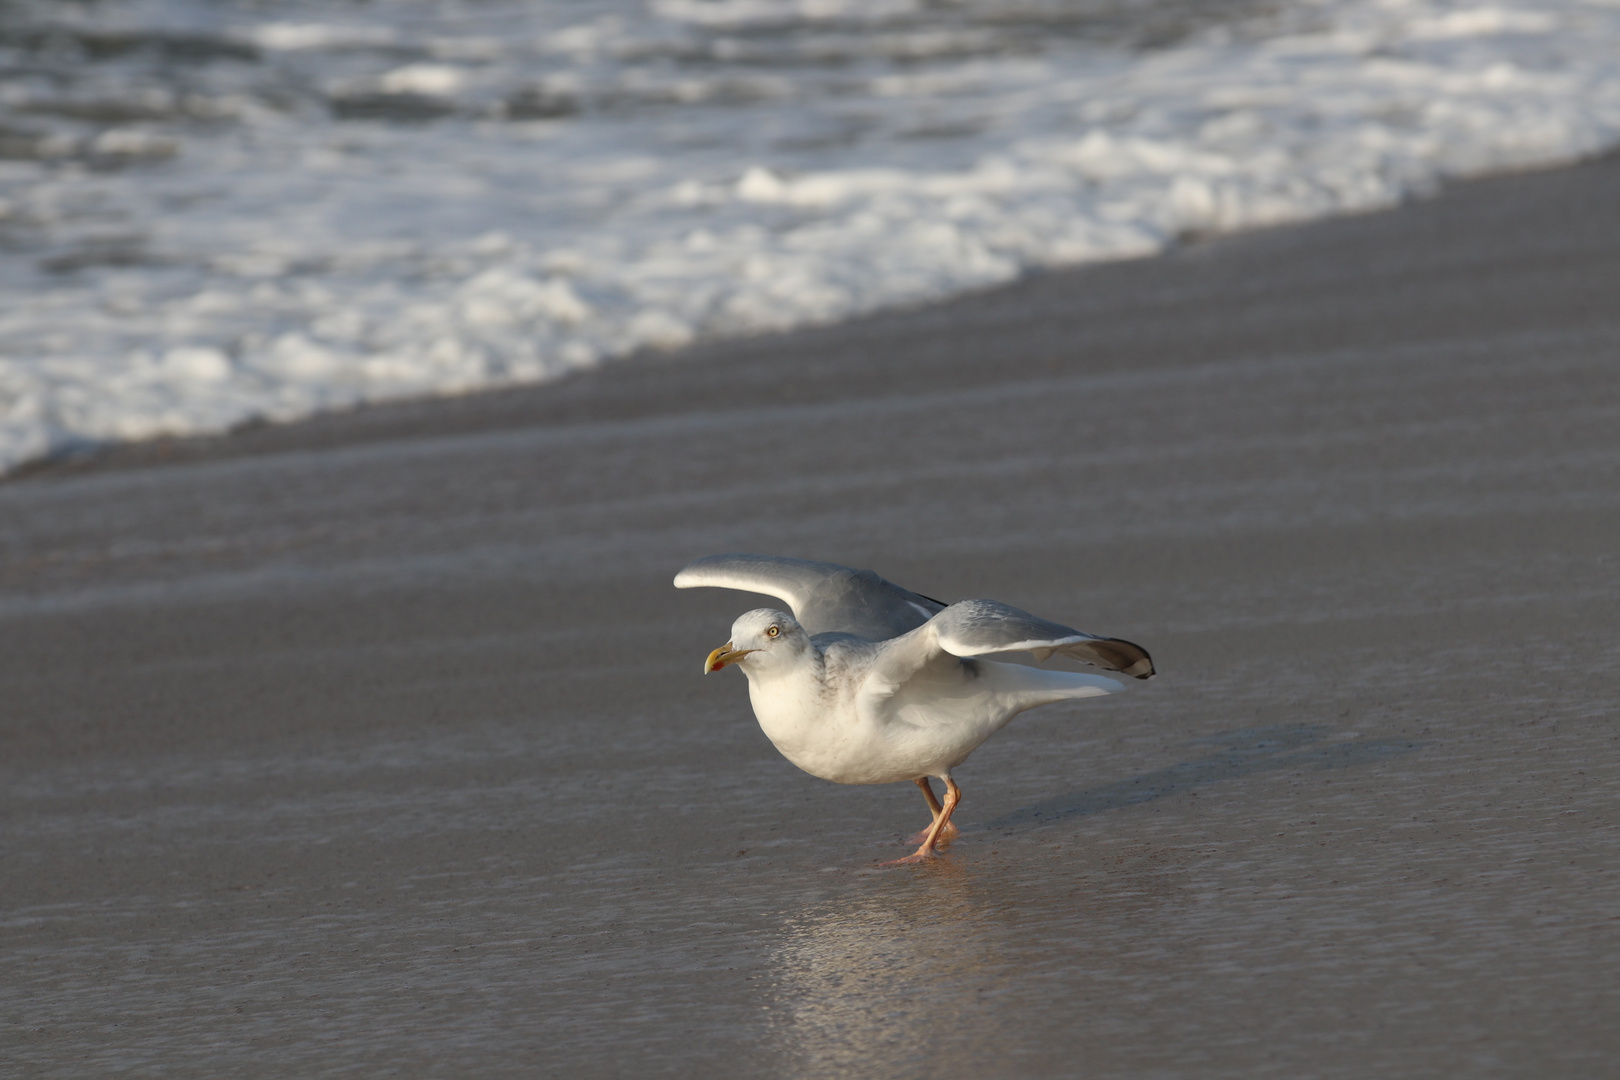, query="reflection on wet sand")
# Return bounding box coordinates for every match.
[767,847,1194,1076]
[769,863,1015,1076]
